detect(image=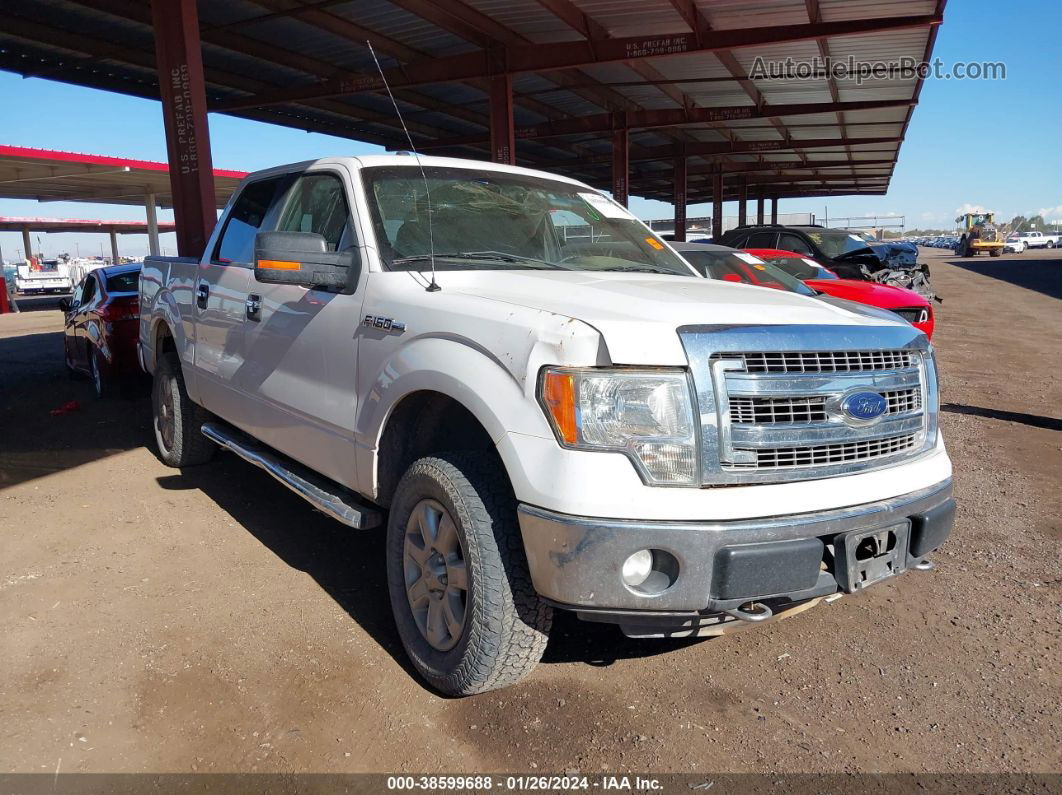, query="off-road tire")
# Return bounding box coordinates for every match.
[386,453,552,696]
[990,248,1002,258]
[152,352,215,467]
